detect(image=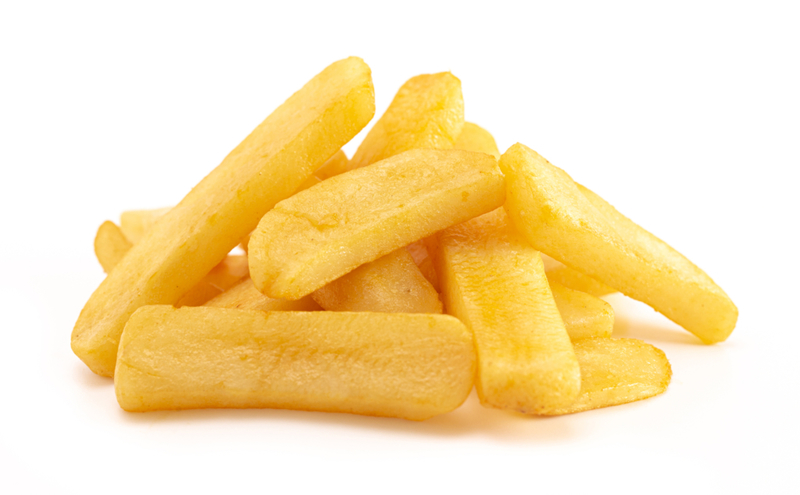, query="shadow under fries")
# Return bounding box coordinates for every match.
[117,389,577,442]
[603,293,703,345]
